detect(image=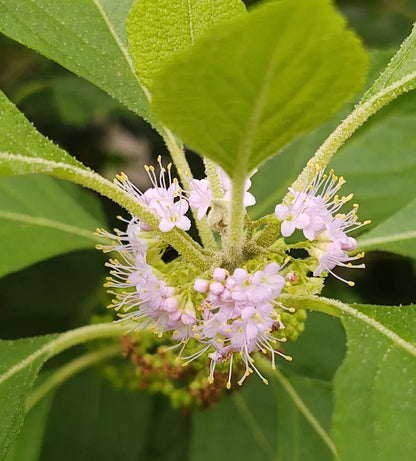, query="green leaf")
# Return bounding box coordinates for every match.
[5,394,54,461]
[358,196,416,258]
[137,394,191,461]
[333,304,416,461]
[0,175,105,278]
[280,295,416,460]
[191,372,335,461]
[0,90,210,271]
[127,0,246,89]
[0,0,155,124]
[270,370,335,461]
[0,334,58,461]
[362,23,416,103]
[0,90,85,172]
[0,324,124,460]
[282,312,346,382]
[152,0,368,179]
